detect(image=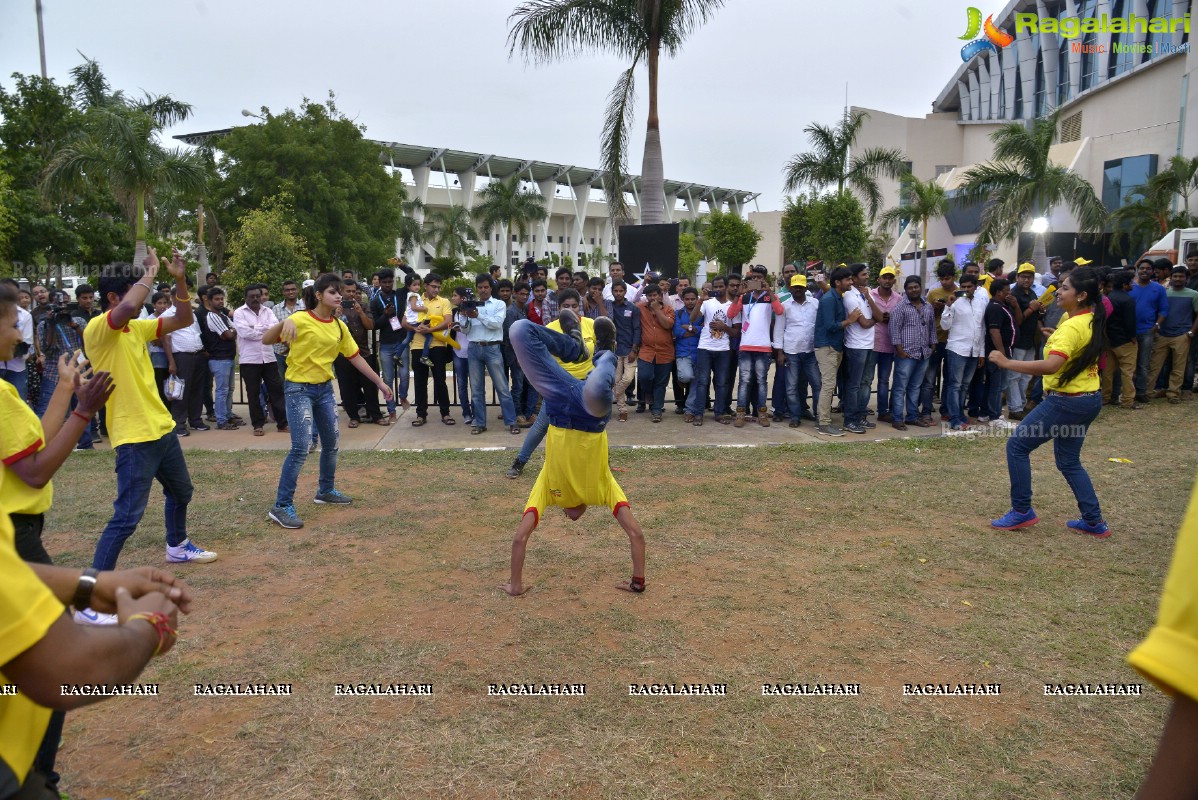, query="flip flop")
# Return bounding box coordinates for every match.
[441,416,456,425]
[411,417,427,427]
[348,419,359,428]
